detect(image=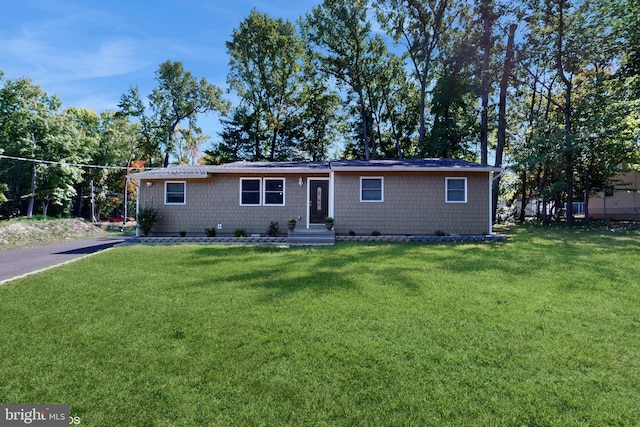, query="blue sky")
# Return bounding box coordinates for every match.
[1,0,320,140]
